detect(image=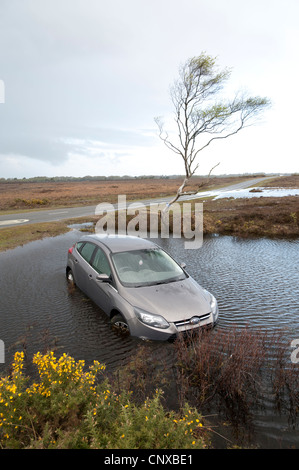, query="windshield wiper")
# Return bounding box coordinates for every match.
[152,278,179,286]
[130,277,184,288]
